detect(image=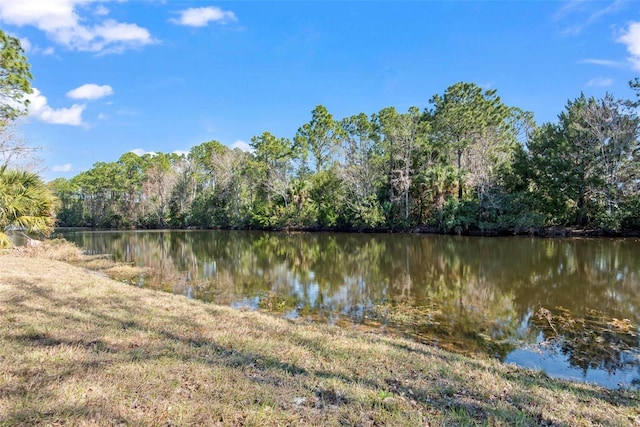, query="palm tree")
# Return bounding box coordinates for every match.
[0,167,57,248]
